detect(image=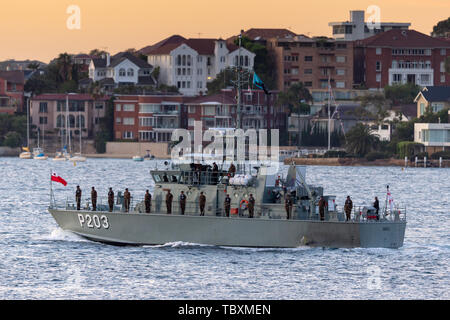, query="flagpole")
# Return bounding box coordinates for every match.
[384,185,389,216]
[50,169,53,208]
